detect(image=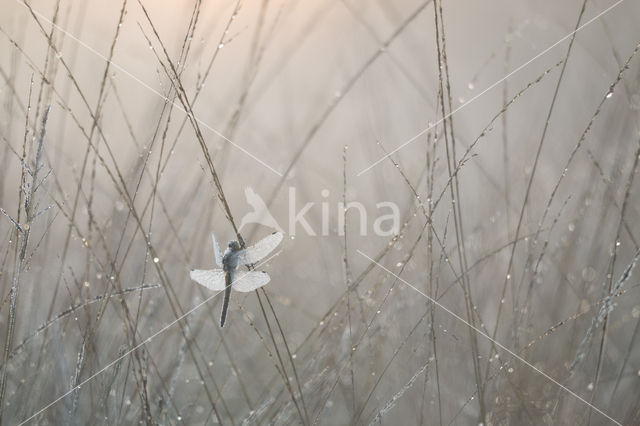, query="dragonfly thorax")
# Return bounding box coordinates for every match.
[222,241,242,272]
